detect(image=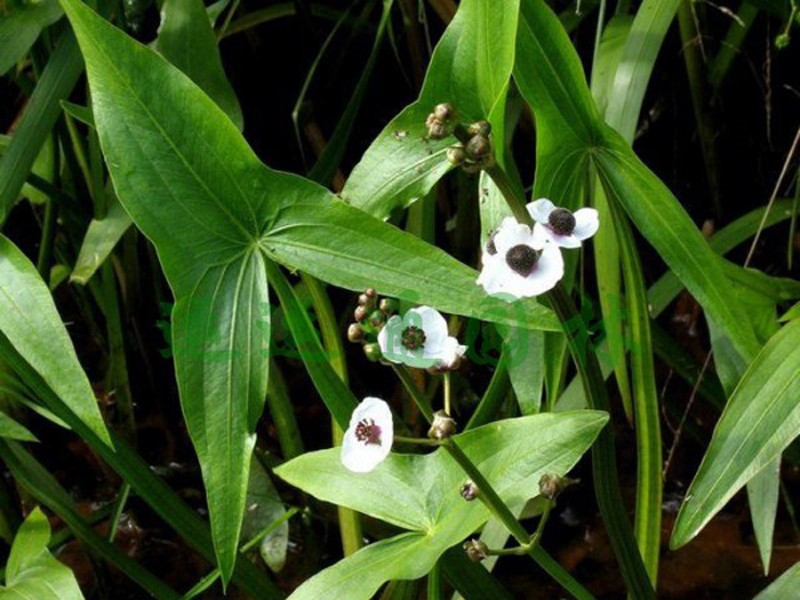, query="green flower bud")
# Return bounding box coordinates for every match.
[368,310,385,328]
[447,145,467,165]
[775,33,791,49]
[379,297,399,314]
[363,343,382,362]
